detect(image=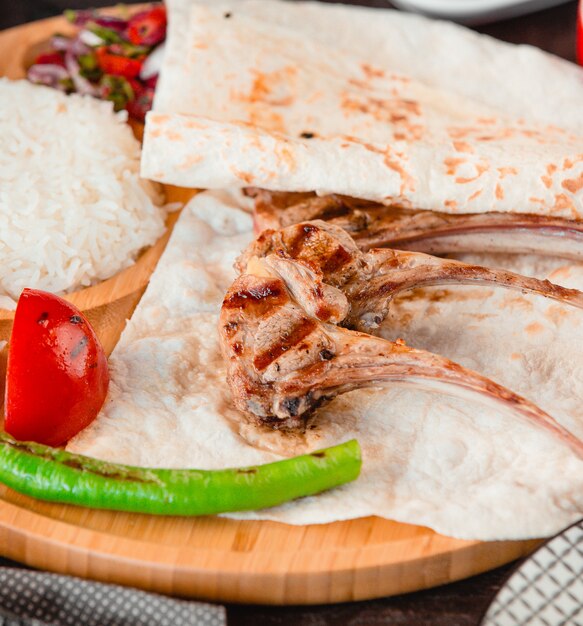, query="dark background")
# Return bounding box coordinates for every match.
[0,0,579,61]
[0,1,580,624]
